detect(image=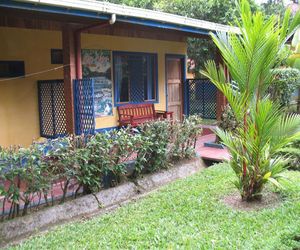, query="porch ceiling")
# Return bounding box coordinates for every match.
[0,0,240,37]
